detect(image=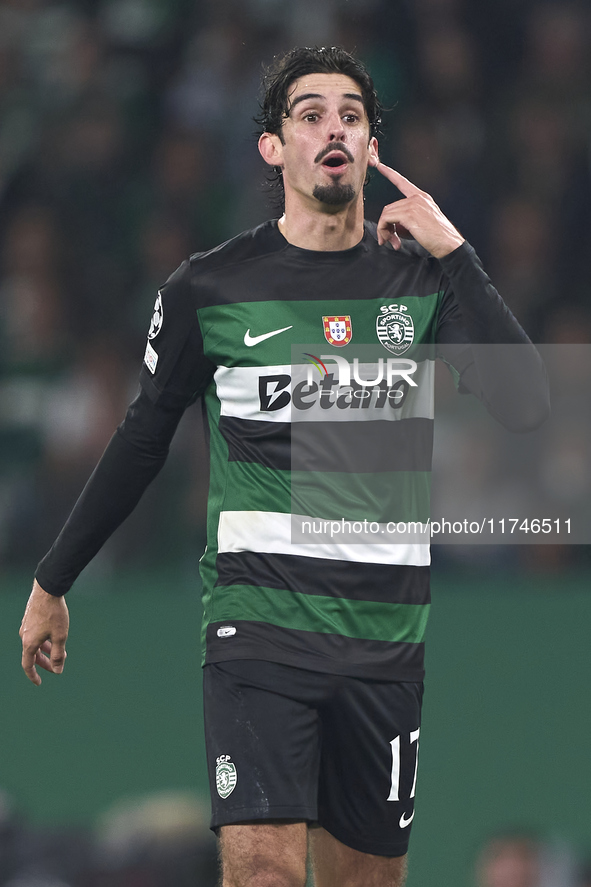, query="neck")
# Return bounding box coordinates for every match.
[278,194,365,251]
